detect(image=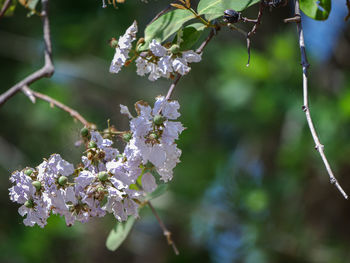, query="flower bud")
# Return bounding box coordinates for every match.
[122,133,132,142]
[24,199,34,208]
[24,169,33,176]
[32,181,41,191]
[87,151,94,160]
[109,38,118,48]
[80,127,89,138]
[97,151,106,160]
[98,171,109,182]
[88,141,97,149]
[58,176,68,186]
[153,115,166,125]
[169,44,180,54]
